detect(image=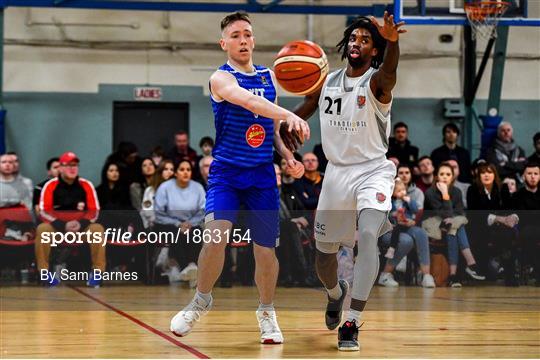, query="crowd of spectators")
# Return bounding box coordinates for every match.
[1,123,539,289]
